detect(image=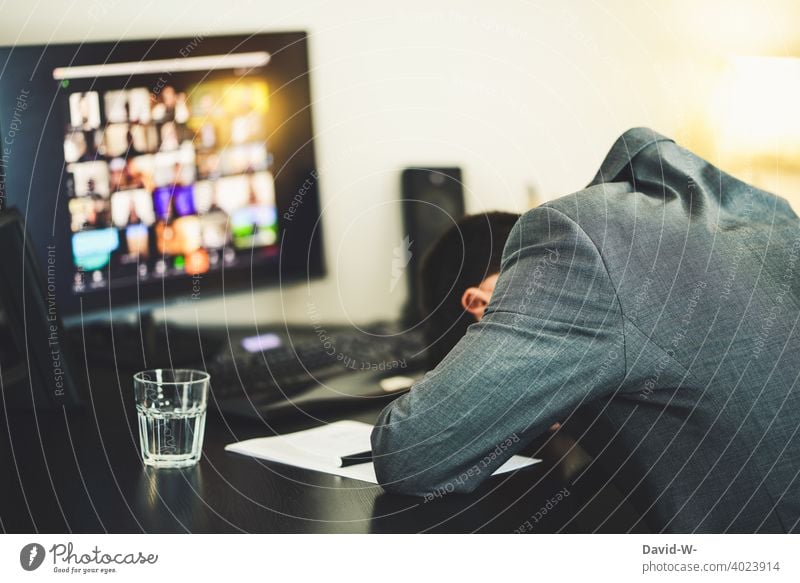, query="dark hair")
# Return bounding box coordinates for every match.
[418,211,520,367]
